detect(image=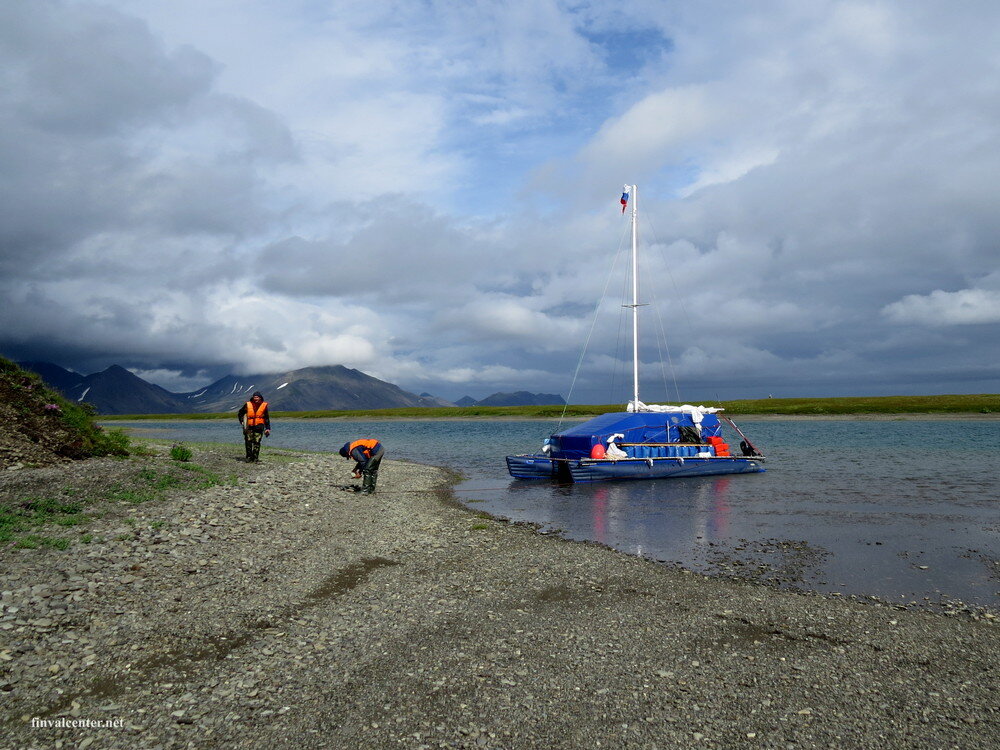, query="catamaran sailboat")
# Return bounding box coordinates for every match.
[505,185,766,483]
